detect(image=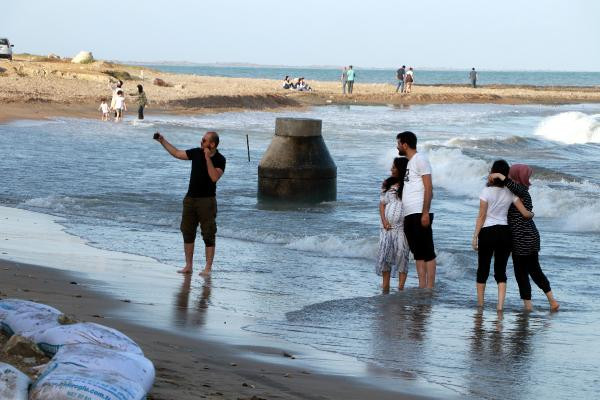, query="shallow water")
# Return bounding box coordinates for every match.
[1,104,600,399]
